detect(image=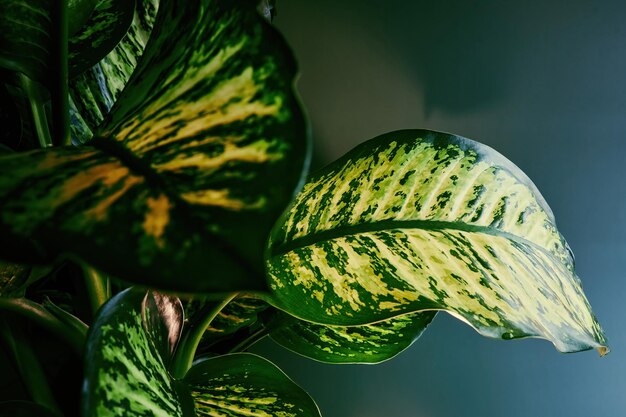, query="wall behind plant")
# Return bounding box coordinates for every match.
[253,1,626,416]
